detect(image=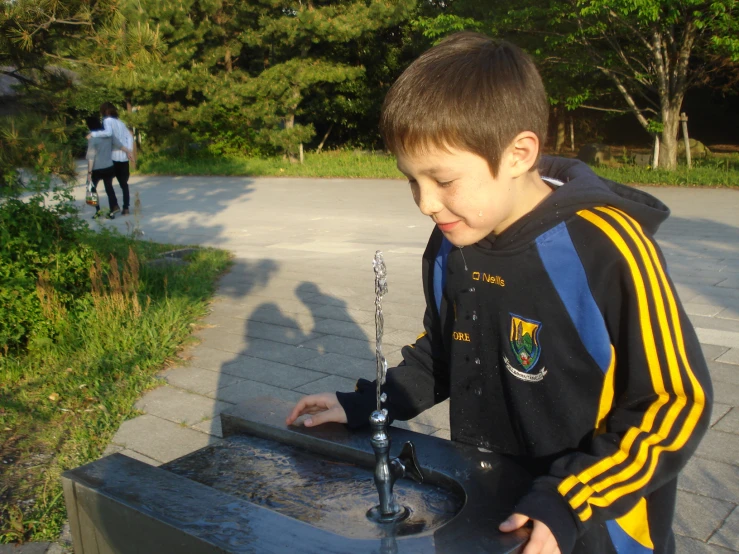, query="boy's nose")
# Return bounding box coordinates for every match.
[416,187,442,217]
